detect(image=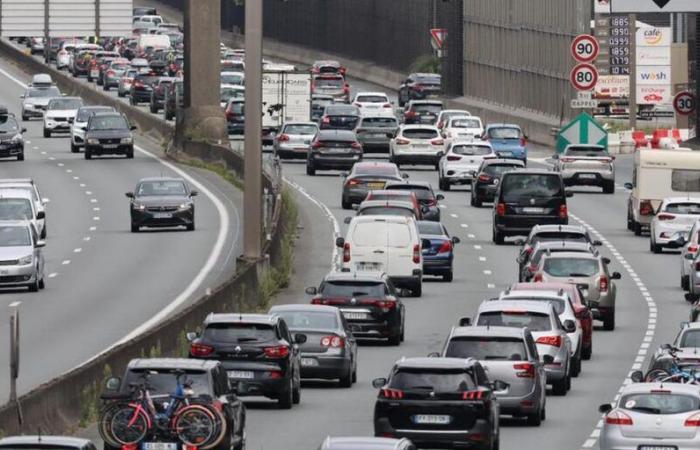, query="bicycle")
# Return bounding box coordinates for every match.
[644,345,700,384]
